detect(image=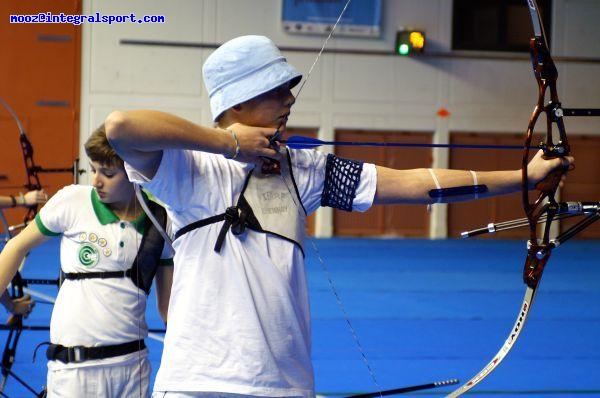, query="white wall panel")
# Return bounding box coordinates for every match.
[449,60,534,106]
[90,45,205,96]
[333,55,395,103]
[88,0,206,96]
[560,0,600,57]
[392,58,440,105]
